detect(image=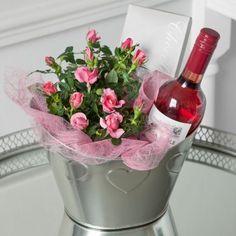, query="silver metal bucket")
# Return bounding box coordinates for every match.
[59,207,178,236]
[48,133,194,231]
